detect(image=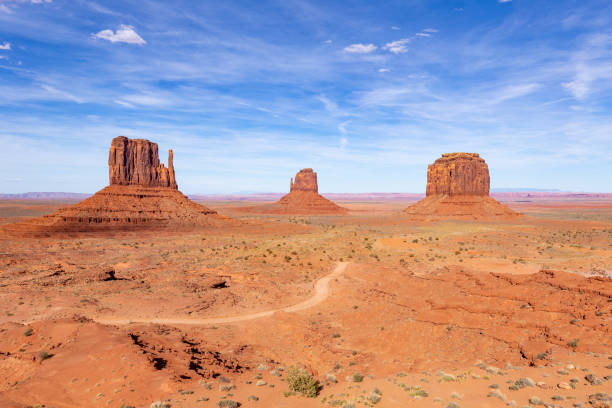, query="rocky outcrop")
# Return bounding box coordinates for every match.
[290,168,318,193]
[3,136,228,236]
[109,136,177,189]
[405,153,520,220]
[238,168,347,215]
[426,153,489,196]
